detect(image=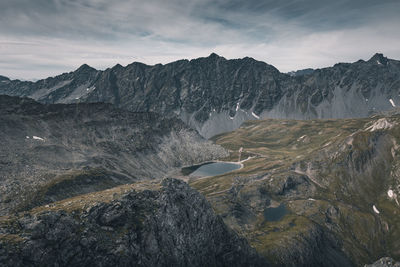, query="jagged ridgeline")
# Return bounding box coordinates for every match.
[1,53,399,138]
